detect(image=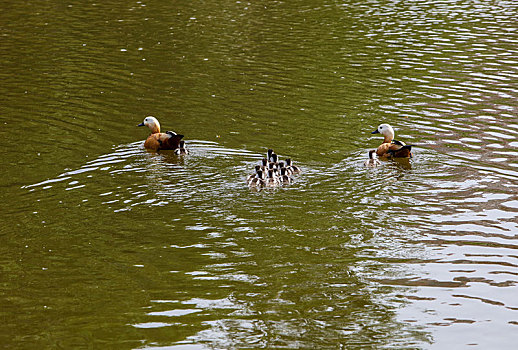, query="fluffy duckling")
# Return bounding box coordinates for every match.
[269,153,278,165]
[174,140,189,155]
[279,167,292,184]
[265,169,280,188]
[364,150,381,167]
[277,161,294,176]
[285,158,301,174]
[138,116,184,151]
[371,123,412,158]
[267,149,274,162]
[249,170,266,188]
[268,162,278,175]
[247,165,262,183]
